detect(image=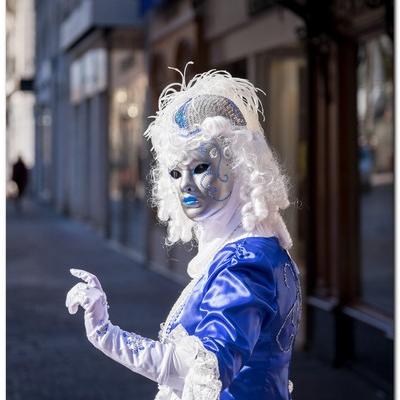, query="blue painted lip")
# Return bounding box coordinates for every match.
[182,195,199,206]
